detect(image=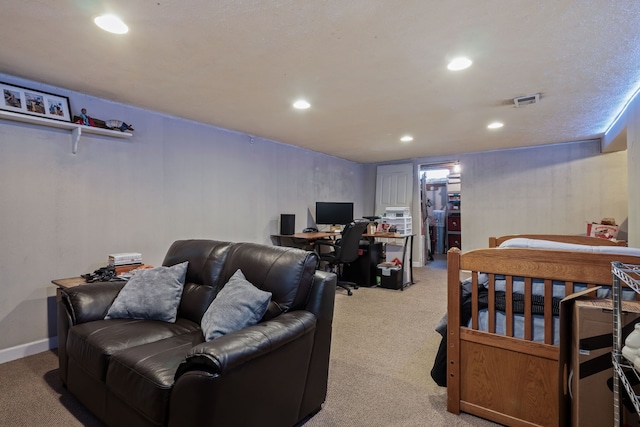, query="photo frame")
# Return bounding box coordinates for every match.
[1,81,71,122]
